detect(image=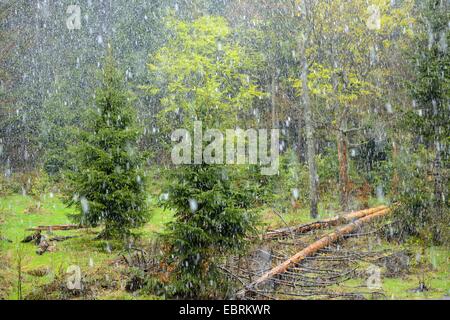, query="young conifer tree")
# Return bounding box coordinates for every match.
[147,16,262,297]
[64,50,148,239]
